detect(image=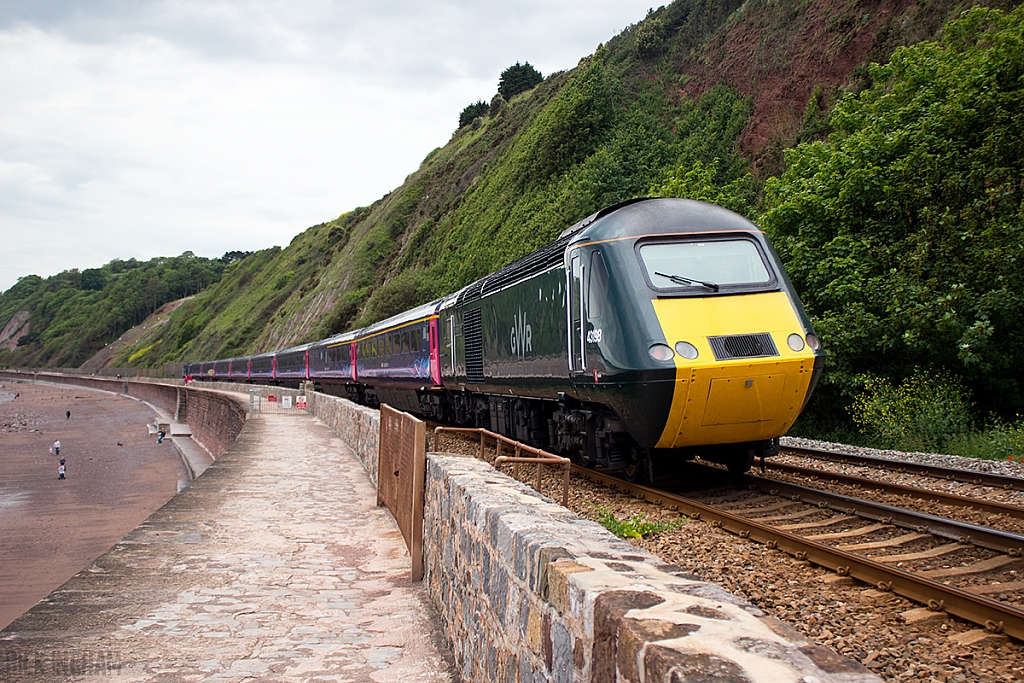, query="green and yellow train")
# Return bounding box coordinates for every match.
[188,198,824,480]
